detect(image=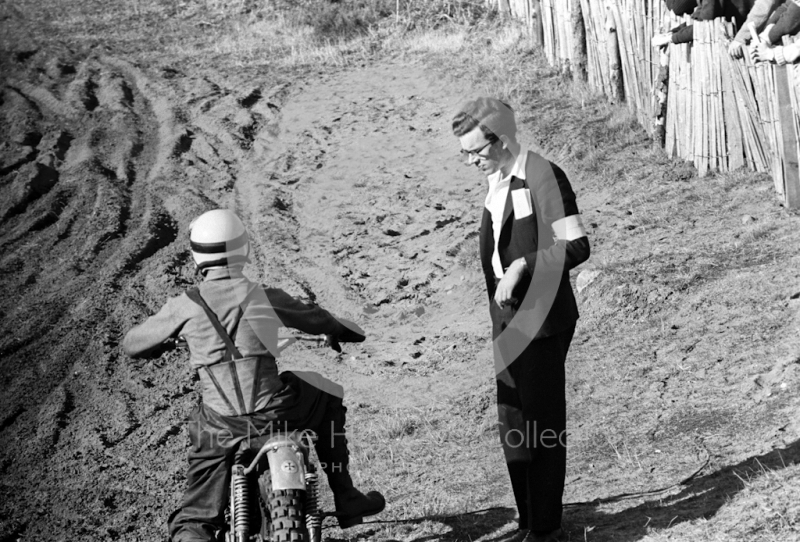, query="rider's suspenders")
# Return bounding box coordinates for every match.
[186,287,265,416]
